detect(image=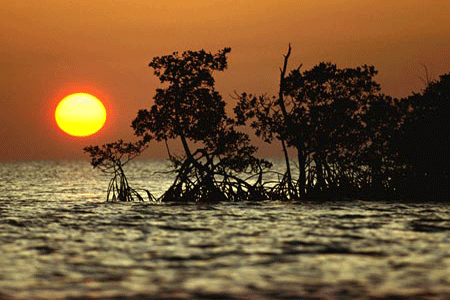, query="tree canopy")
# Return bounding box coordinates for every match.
[84,46,450,203]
